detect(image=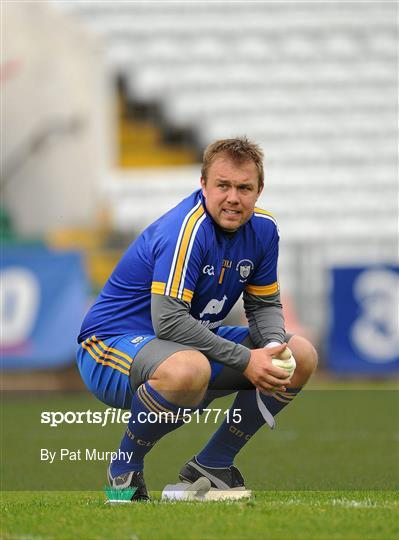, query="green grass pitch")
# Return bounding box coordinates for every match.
[2,490,398,540]
[1,383,398,539]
